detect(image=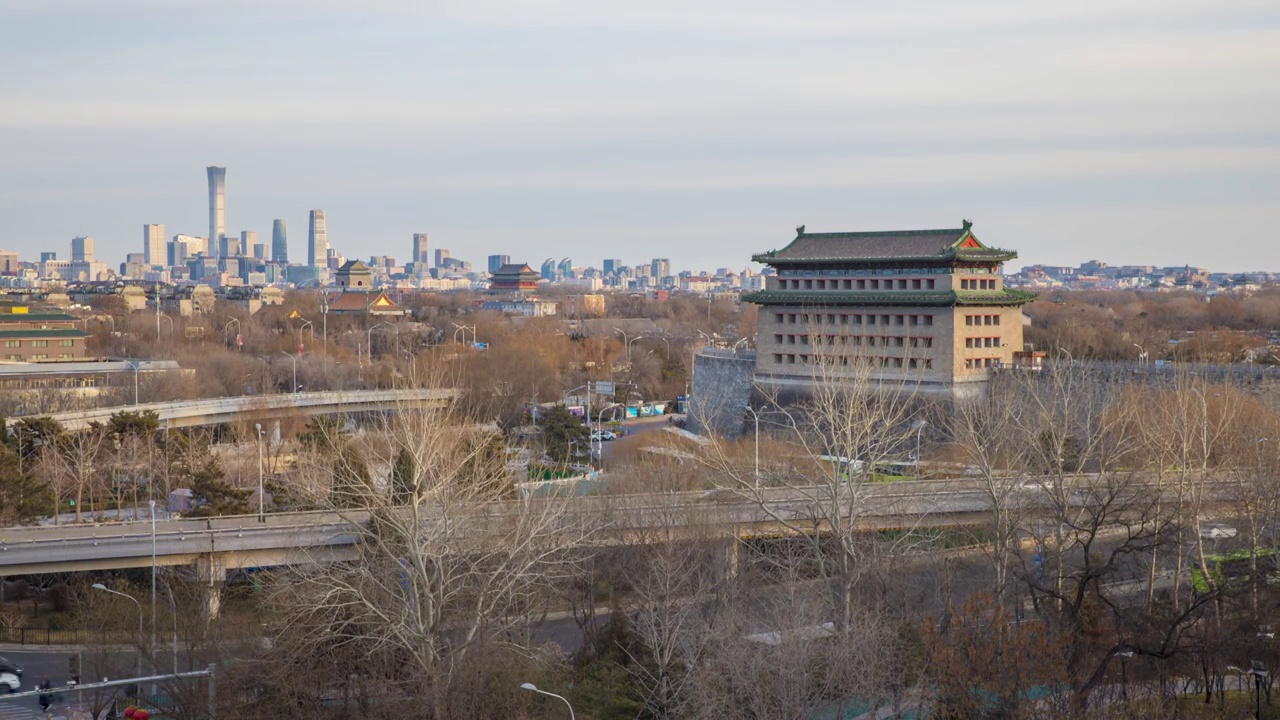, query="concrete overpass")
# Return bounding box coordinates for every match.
[16,388,457,430]
[0,477,1137,578]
